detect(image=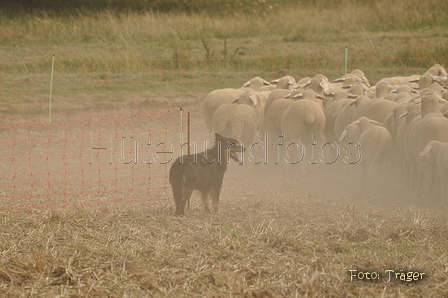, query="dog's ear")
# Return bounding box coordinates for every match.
[215,133,224,140]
